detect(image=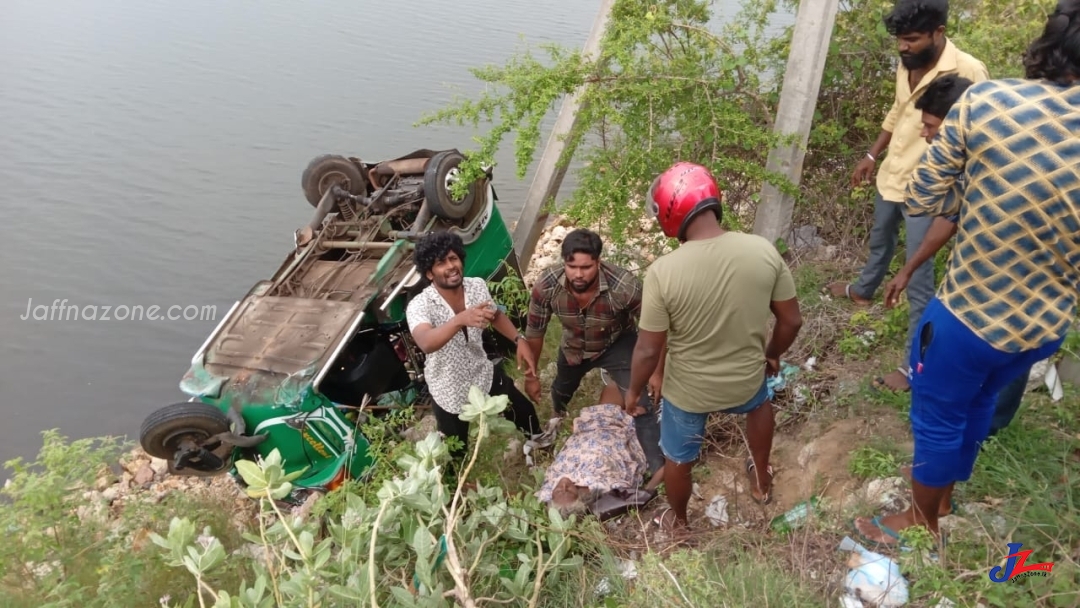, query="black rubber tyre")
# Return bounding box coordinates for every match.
[423,150,478,220]
[301,155,367,208]
[139,402,231,462]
